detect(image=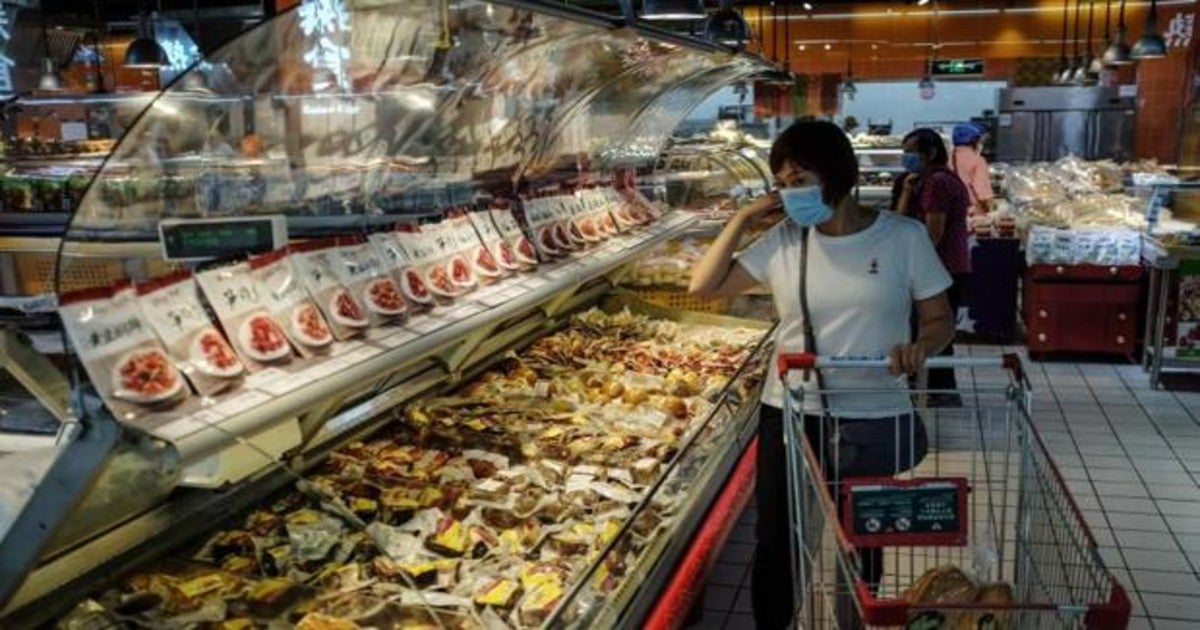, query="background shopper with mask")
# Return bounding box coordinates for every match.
[892,128,972,402]
[949,122,994,216]
[690,120,955,629]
